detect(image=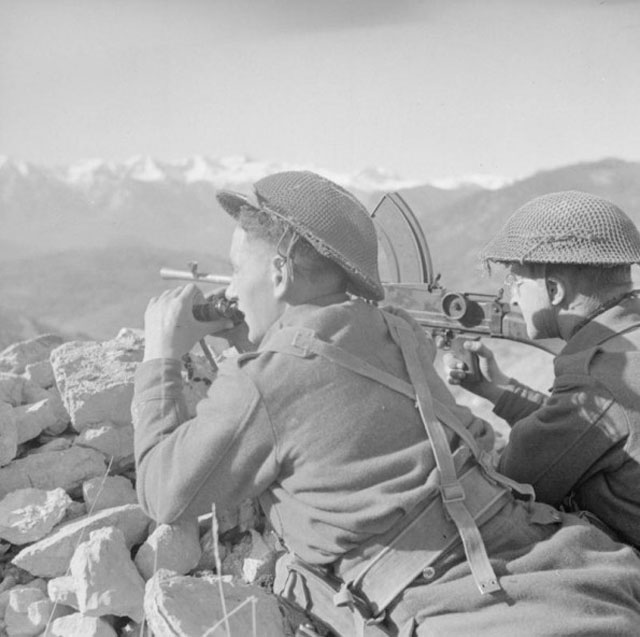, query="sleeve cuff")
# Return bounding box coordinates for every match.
[493,378,548,425]
[134,358,184,401]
